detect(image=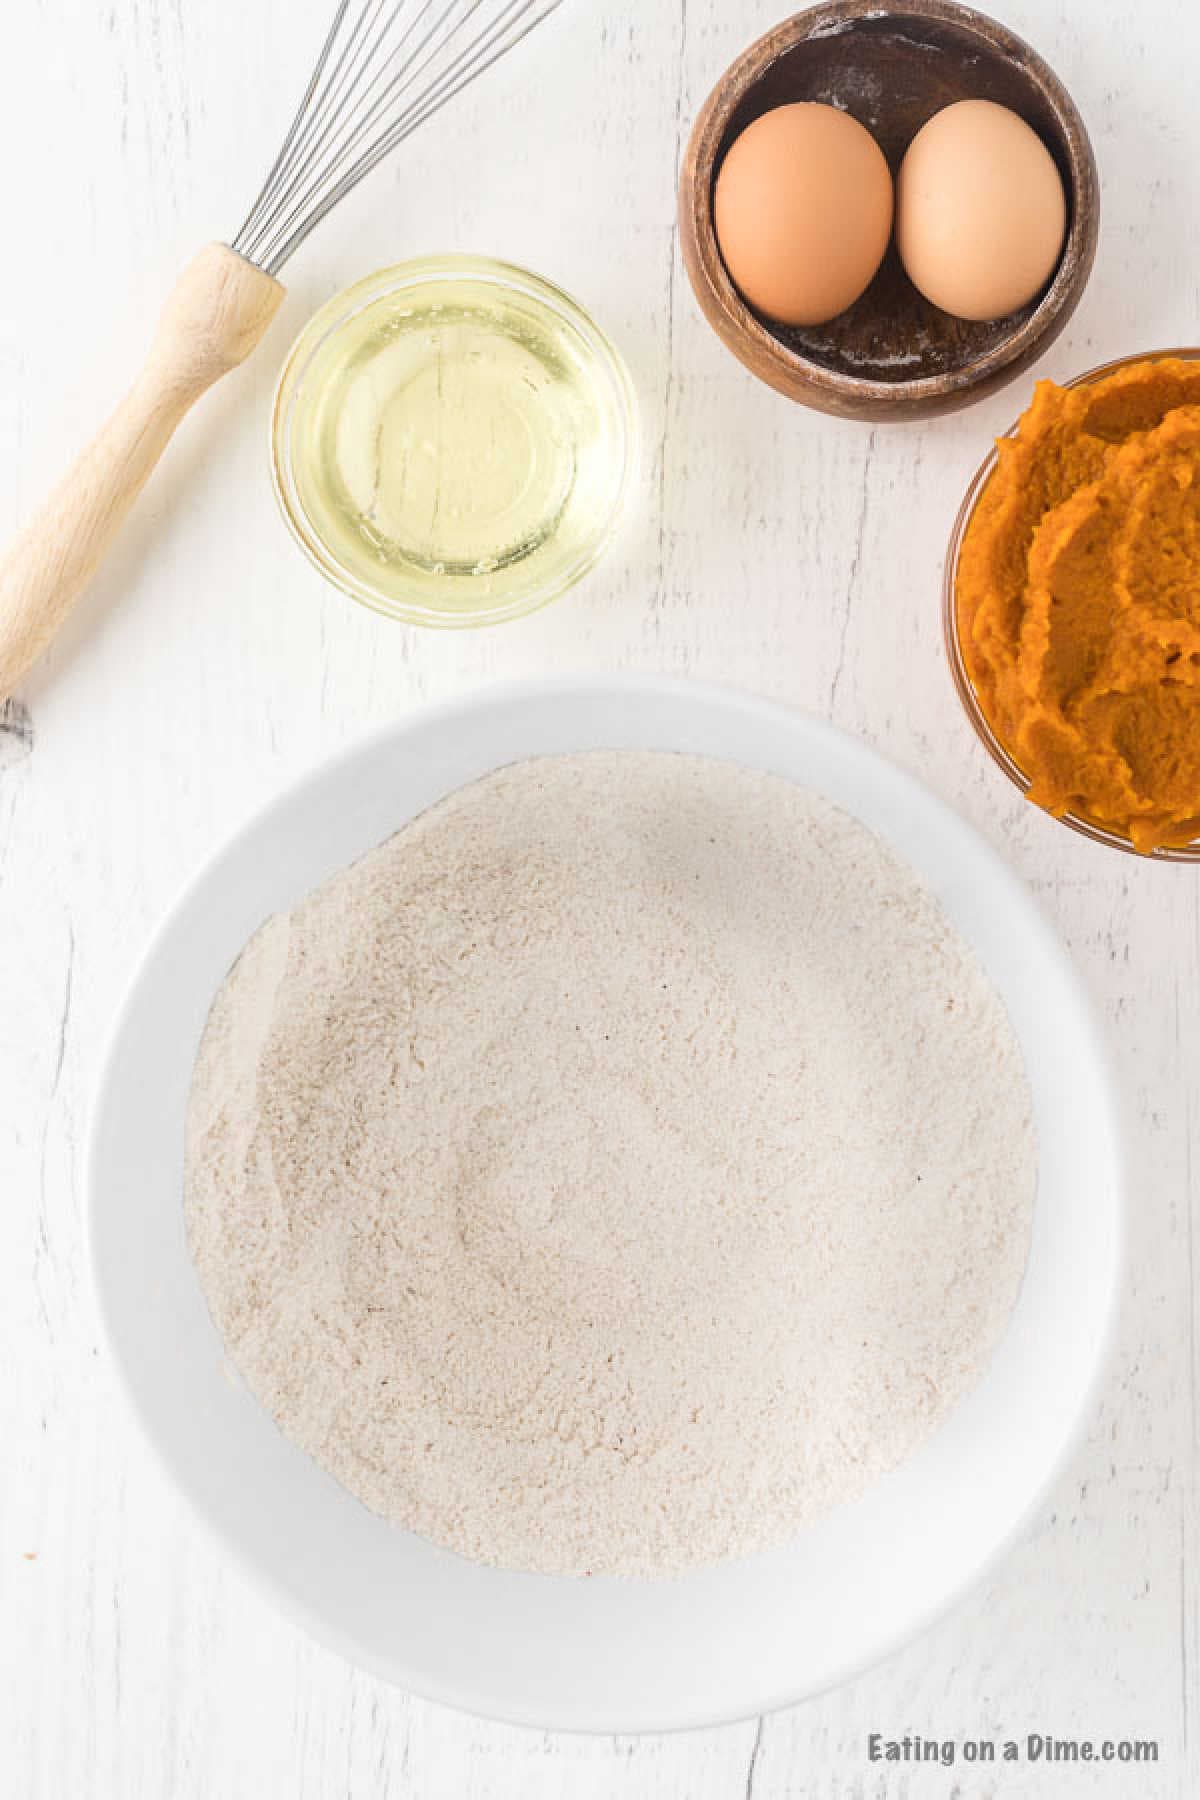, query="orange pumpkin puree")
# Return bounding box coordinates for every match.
[956,357,1200,852]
